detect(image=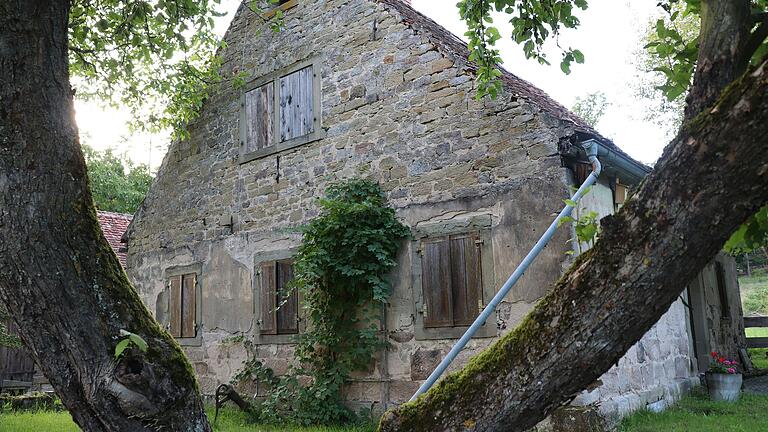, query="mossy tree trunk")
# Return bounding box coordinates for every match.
[0,1,211,431]
[379,0,768,430]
